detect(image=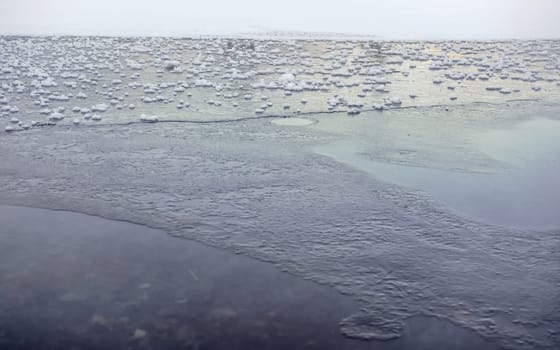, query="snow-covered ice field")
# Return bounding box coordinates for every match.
[1,36,559,349]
